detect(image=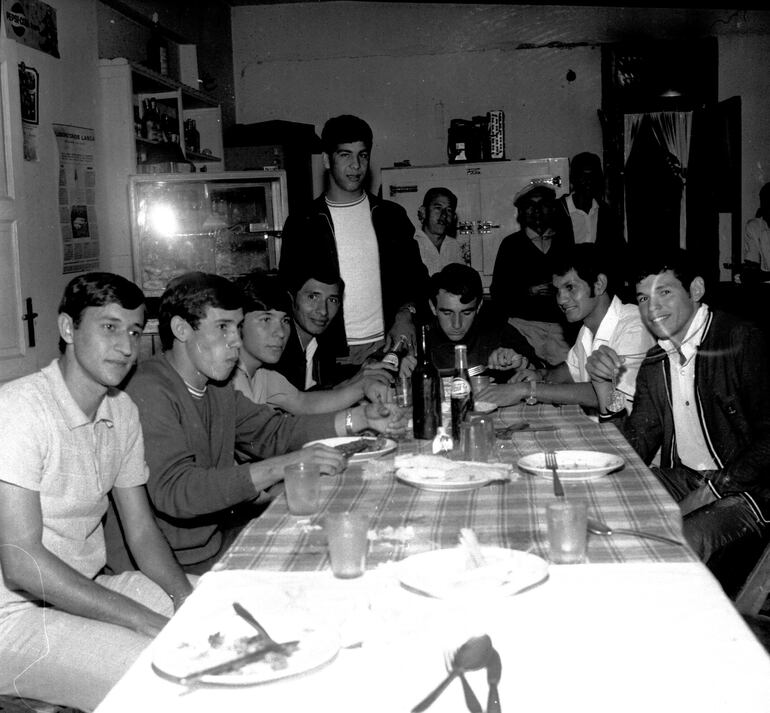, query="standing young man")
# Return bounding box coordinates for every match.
[111,272,404,574]
[279,114,429,367]
[482,244,653,413]
[0,273,192,712]
[587,249,770,596]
